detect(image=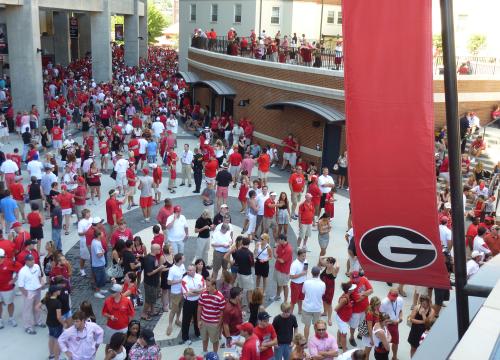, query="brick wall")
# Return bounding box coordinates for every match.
[433,79,500,93]
[434,101,499,128]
